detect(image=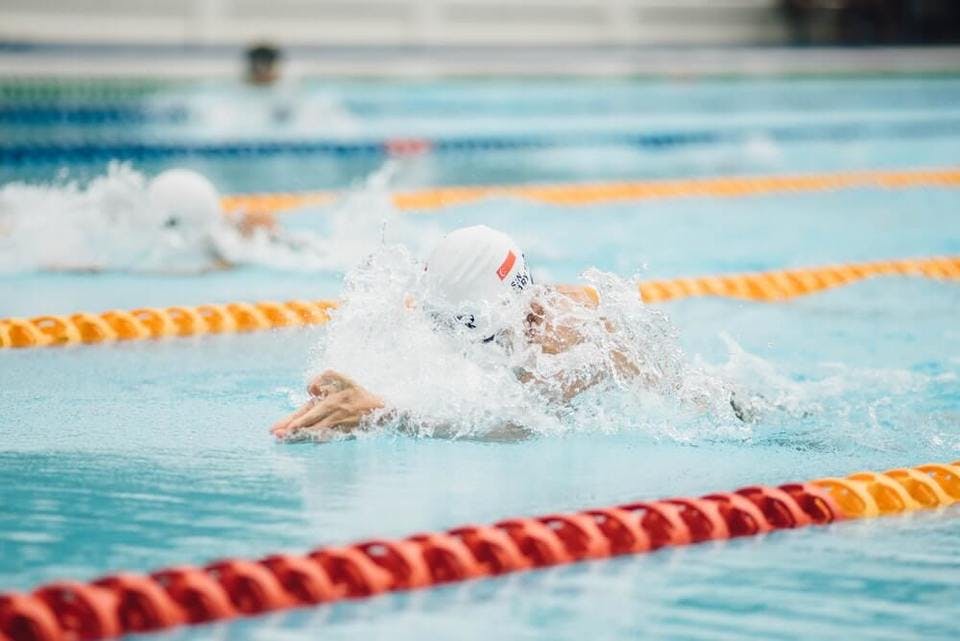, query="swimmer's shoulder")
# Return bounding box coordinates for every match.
[552,284,600,308]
